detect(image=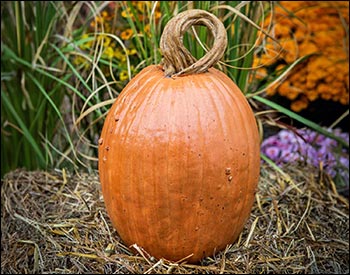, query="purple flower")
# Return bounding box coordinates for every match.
[279,129,297,144]
[280,150,299,162]
[265,146,281,160]
[261,127,349,183]
[261,135,279,147]
[339,156,349,167]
